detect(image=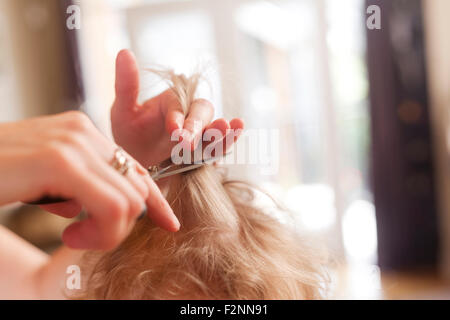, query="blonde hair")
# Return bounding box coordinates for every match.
[77,71,328,300]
